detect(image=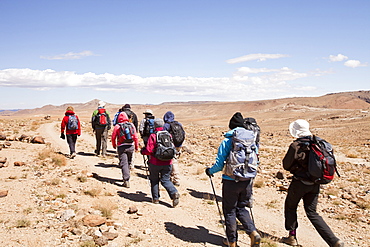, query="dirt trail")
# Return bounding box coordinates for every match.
[35,122,342,246]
